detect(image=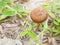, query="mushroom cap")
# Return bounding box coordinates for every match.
[30,8,48,23]
[22,0,30,3]
[24,0,30,2]
[20,0,30,4]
